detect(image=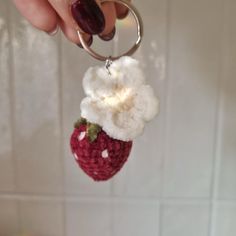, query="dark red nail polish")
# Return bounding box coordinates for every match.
[99,27,116,41]
[71,0,105,35]
[77,36,93,48]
